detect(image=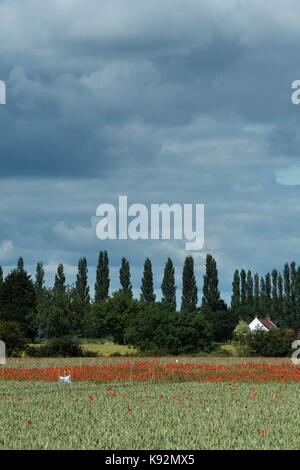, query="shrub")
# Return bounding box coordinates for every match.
[247,328,296,357]
[0,320,29,356]
[125,302,213,355]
